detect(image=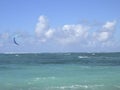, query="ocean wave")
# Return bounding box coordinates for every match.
[35,77,55,81]
[15,54,19,57]
[1,53,120,66]
[26,77,56,85]
[64,53,71,56]
[50,84,104,89]
[78,56,90,59]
